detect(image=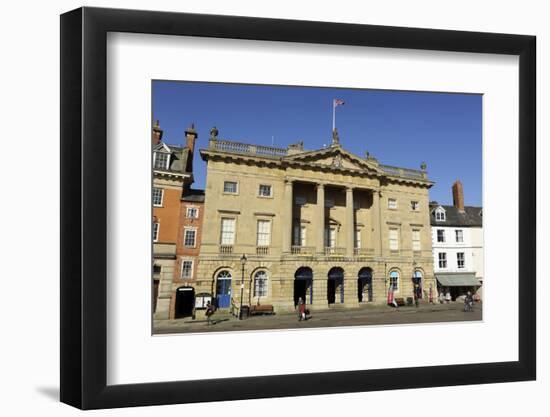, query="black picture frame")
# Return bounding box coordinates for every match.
[60,6,536,410]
